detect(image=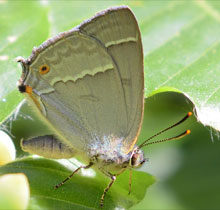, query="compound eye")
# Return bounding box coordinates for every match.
[131,153,138,166]
[39,64,50,75]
